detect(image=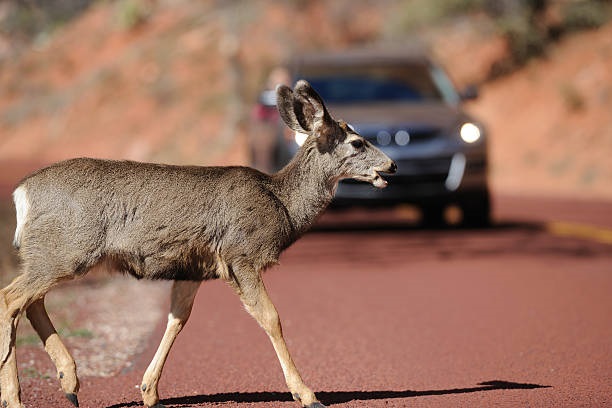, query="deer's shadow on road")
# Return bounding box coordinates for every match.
[107,380,550,407]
